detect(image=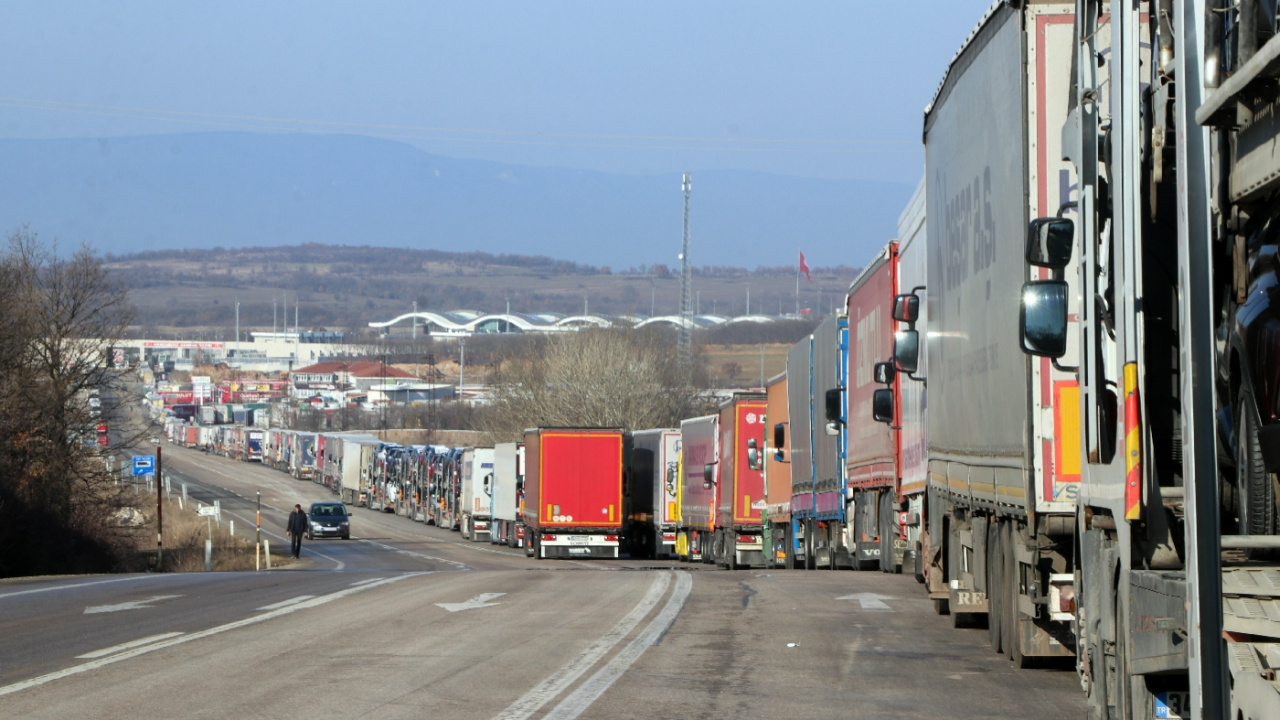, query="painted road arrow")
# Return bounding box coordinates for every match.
[84,595,182,614]
[435,592,506,613]
[835,593,894,610]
